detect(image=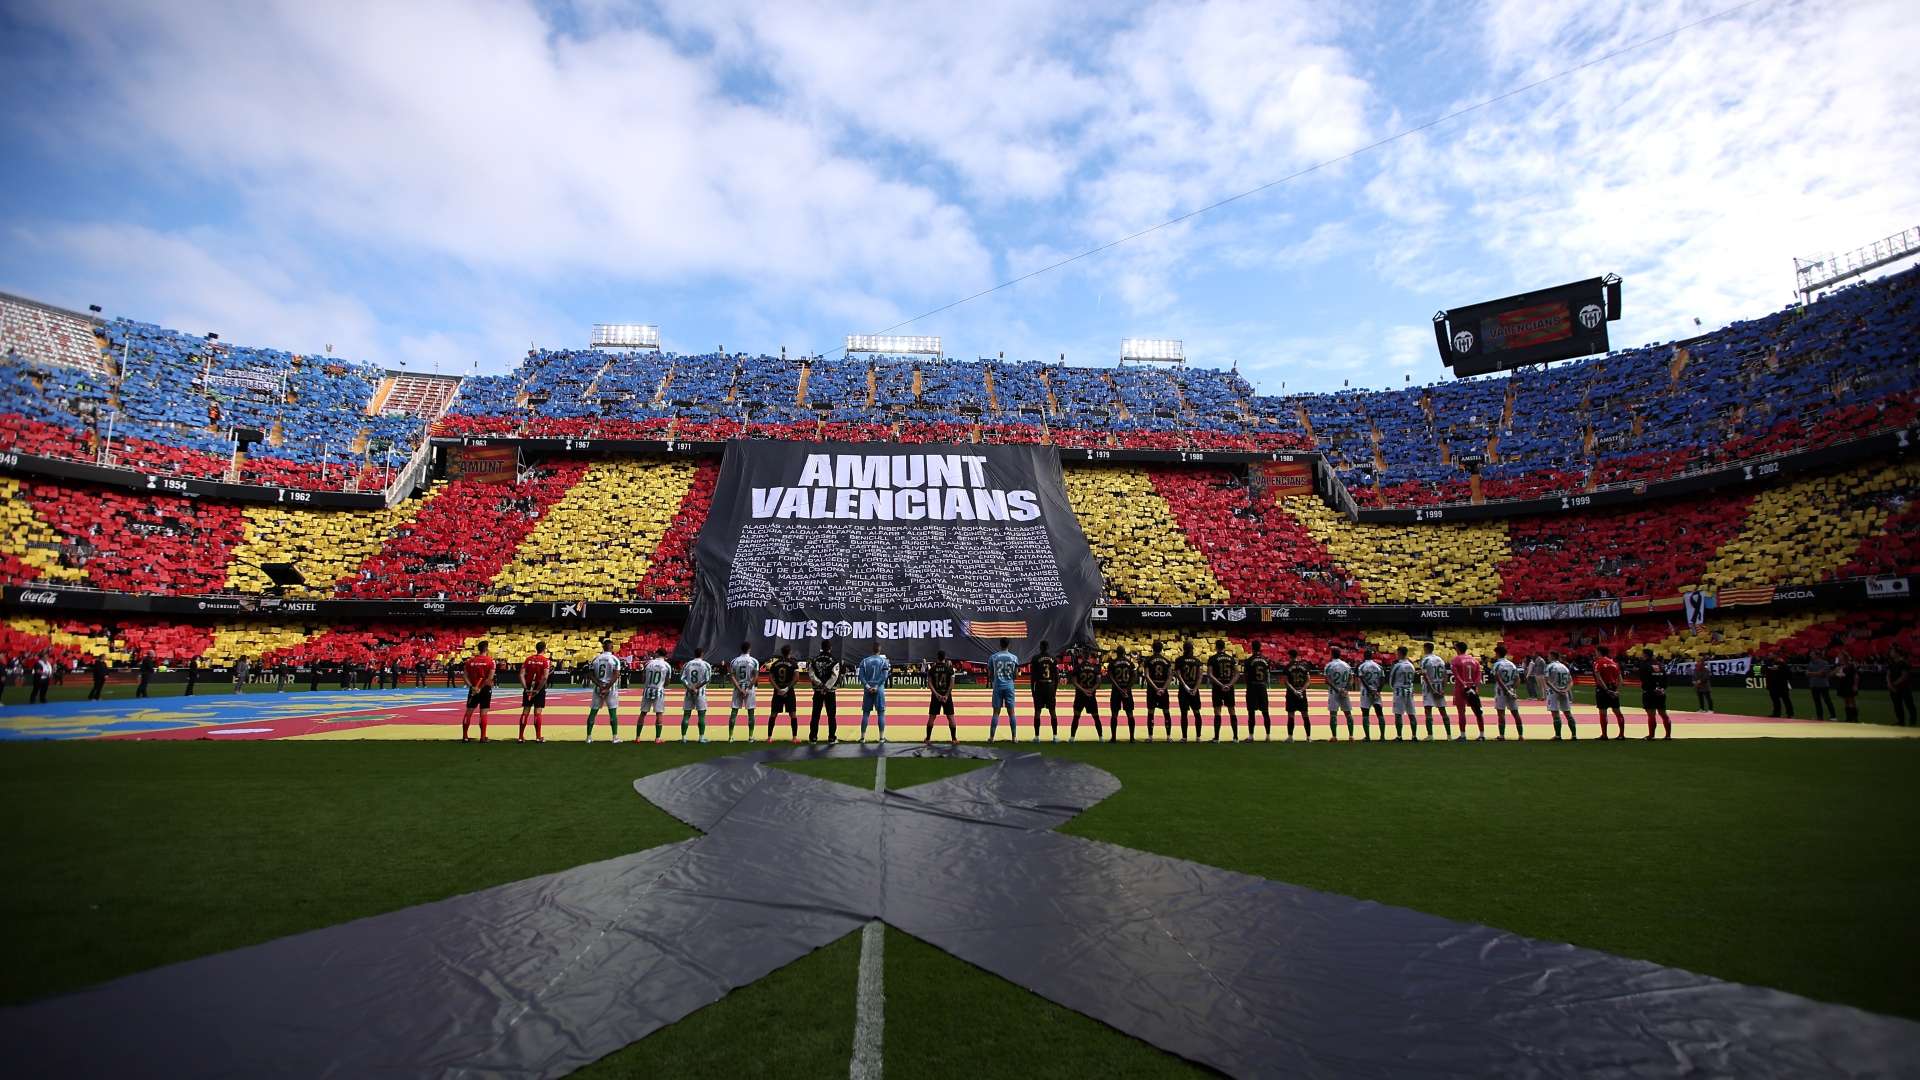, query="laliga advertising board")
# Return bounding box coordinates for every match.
[677,440,1103,662]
